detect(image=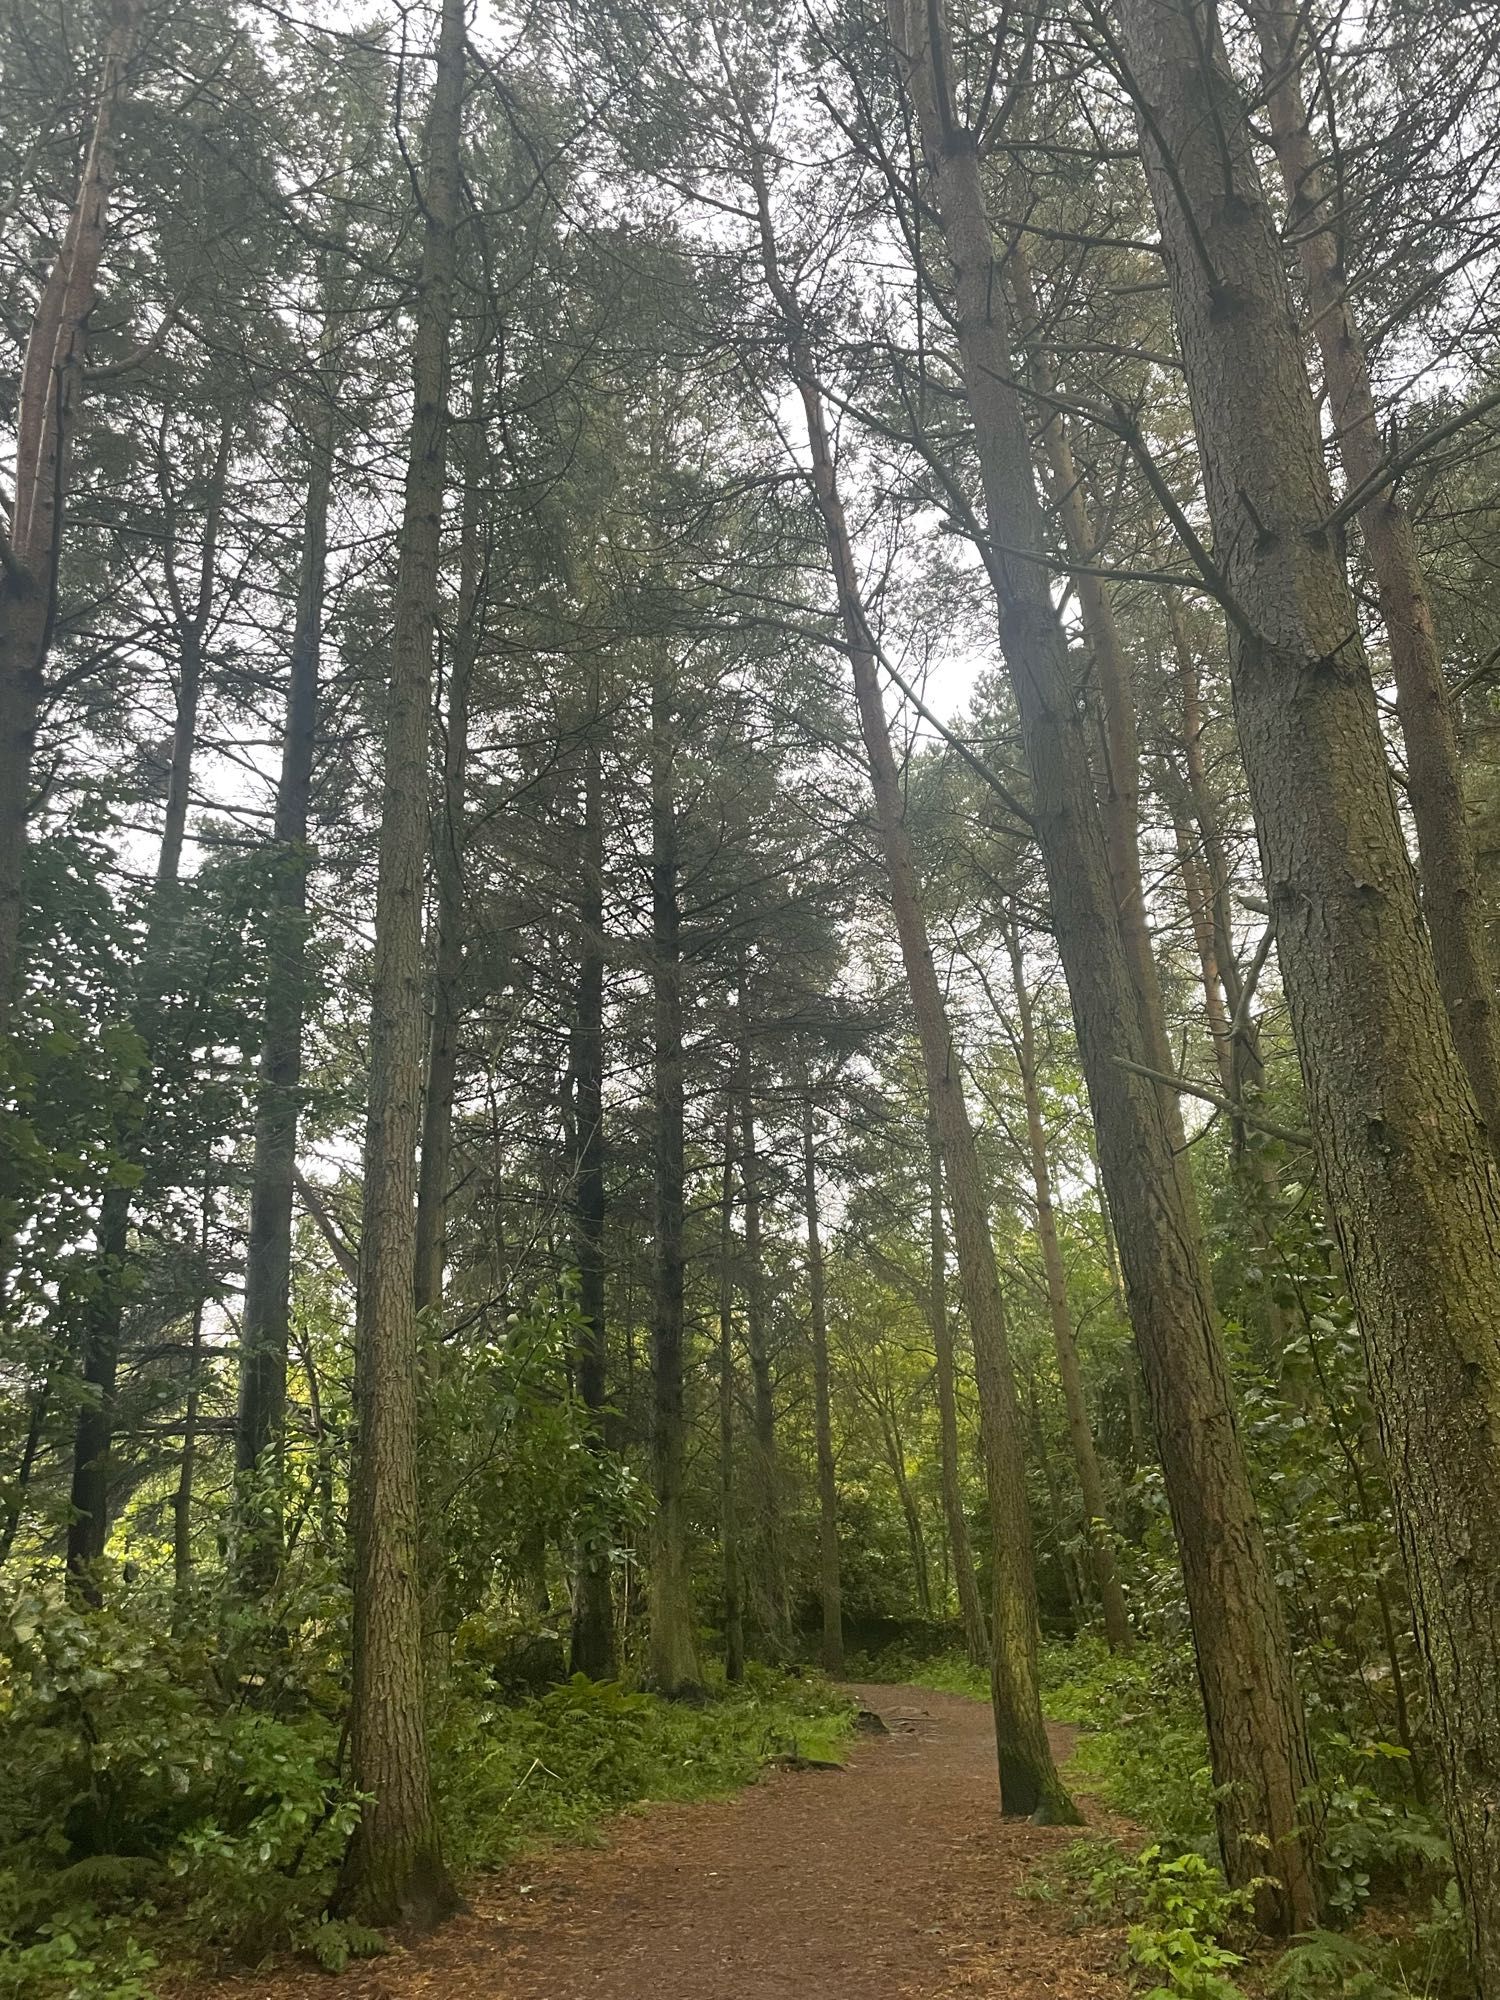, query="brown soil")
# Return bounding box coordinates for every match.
[201,1684,1129,1999]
